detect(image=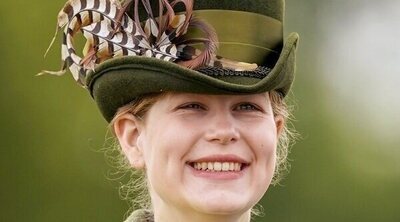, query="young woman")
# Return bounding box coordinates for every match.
[41,0,299,221]
[112,90,294,222]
